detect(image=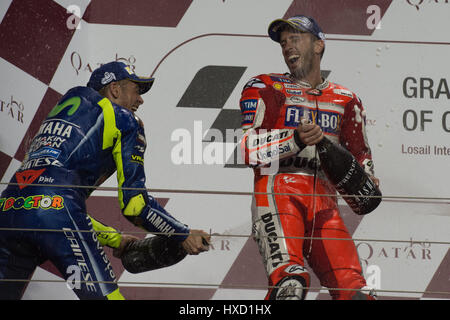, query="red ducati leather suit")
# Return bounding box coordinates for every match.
[240,73,375,300]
